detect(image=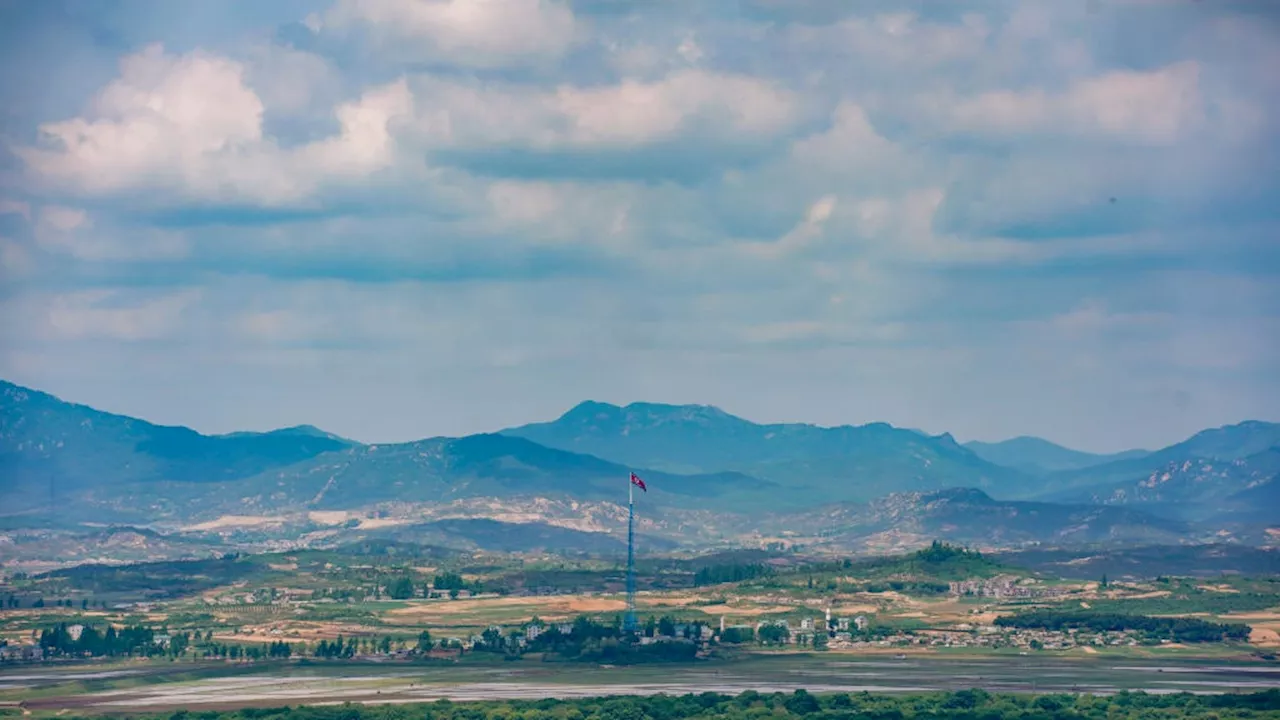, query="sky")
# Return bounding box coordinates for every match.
[0,0,1277,453]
